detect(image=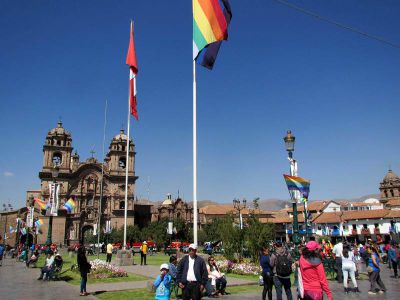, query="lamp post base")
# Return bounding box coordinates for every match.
[115,249,133,266]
